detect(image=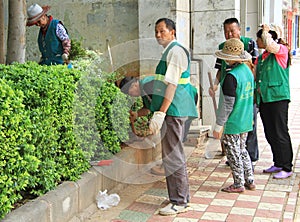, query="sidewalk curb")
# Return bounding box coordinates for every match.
[3,142,161,222]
